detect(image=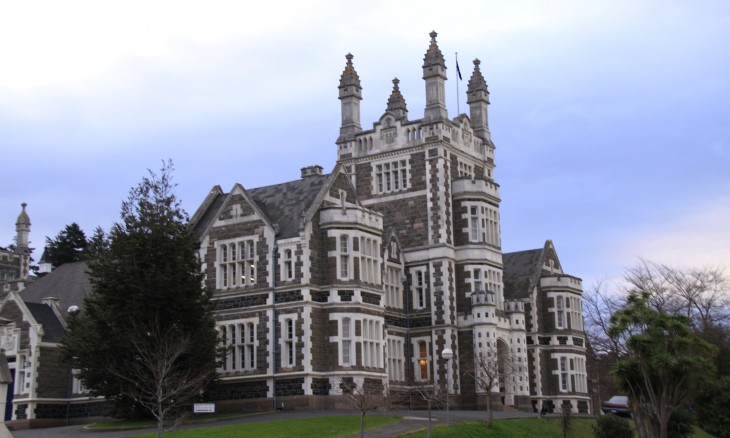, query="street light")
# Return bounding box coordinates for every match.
[442,348,453,426]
